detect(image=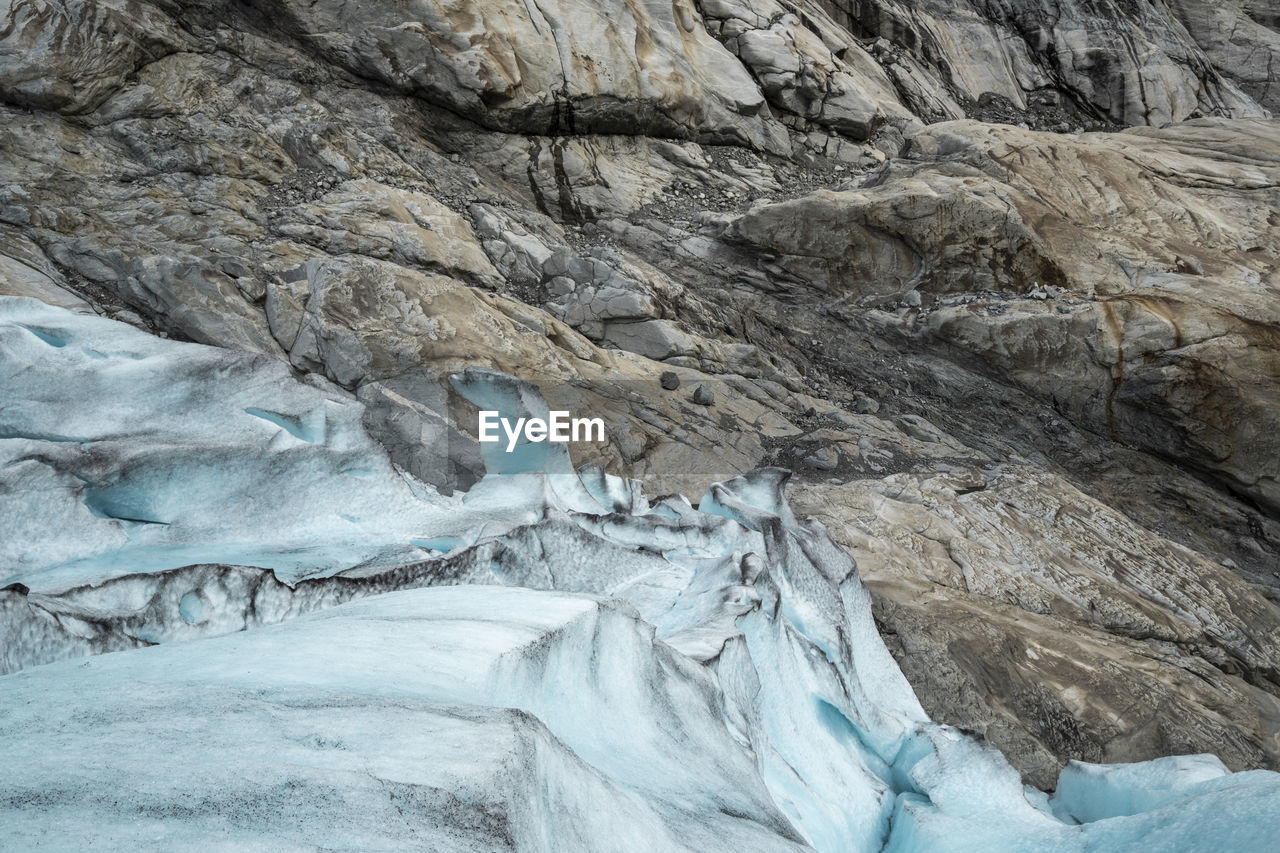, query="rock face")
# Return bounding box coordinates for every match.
[3,0,1280,808]
[820,0,1268,125]
[727,118,1280,514]
[258,0,788,150]
[791,469,1280,788]
[1168,0,1280,112]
